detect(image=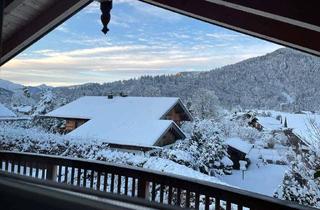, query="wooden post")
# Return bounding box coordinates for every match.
[137,178,149,199]
[46,164,57,181]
